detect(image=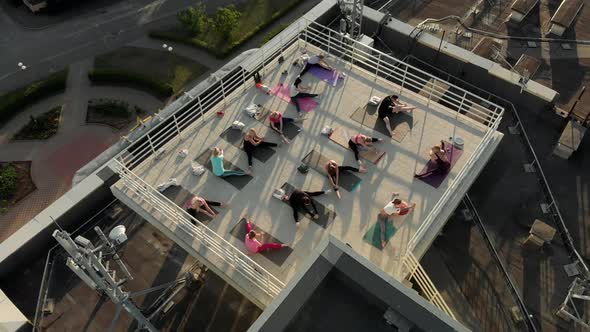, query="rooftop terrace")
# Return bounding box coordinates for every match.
[110,19,504,310]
